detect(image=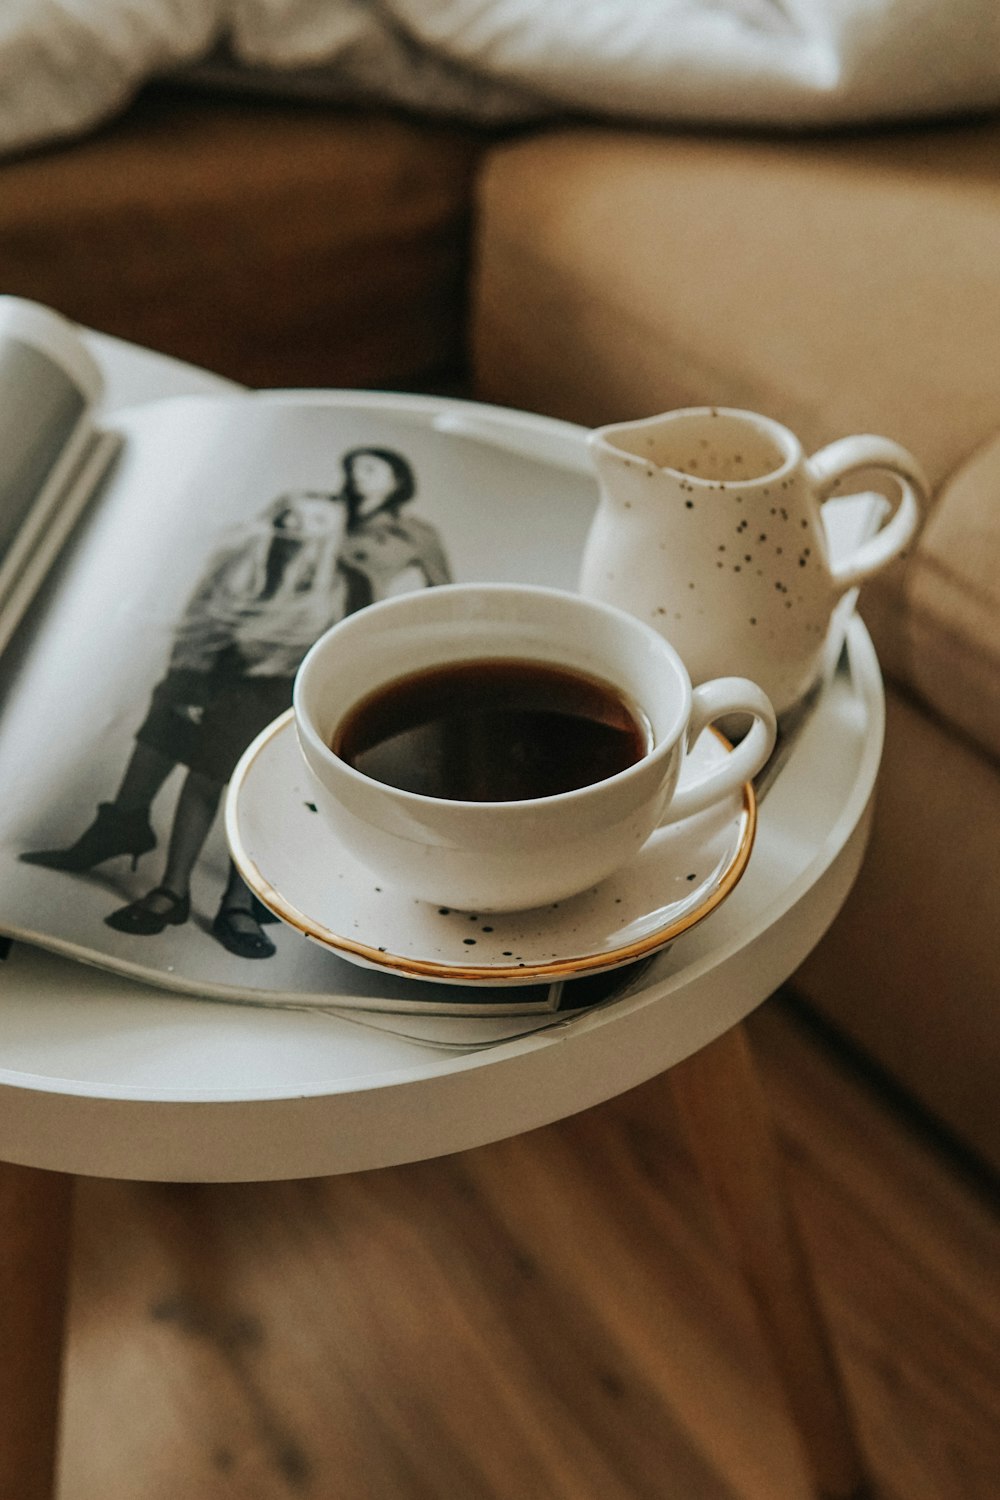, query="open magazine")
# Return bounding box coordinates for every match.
[0,297,880,1027]
[1,296,661,1020]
